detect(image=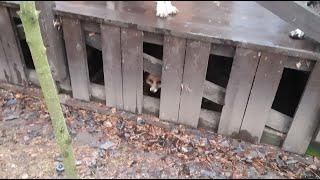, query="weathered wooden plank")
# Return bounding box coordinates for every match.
[256,1,320,43]
[35,1,70,85]
[203,80,225,105]
[90,83,105,101]
[85,31,101,51]
[143,31,163,45]
[101,24,123,109]
[83,22,164,46]
[0,39,11,82]
[62,17,90,101]
[282,61,320,154]
[210,44,235,58]
[143,95,160,116]
[261,126,286,147]
[178,40,211,127]
[198,109,221,132]
[83,22,100,33]
[143,53,163,77]
[240,52,285,143]
[121,27,143,114]
[283,57,315,72]
[218,48,260,136]
[159,35,186,123]
[266,109,292,133]
[0,6,27,85]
